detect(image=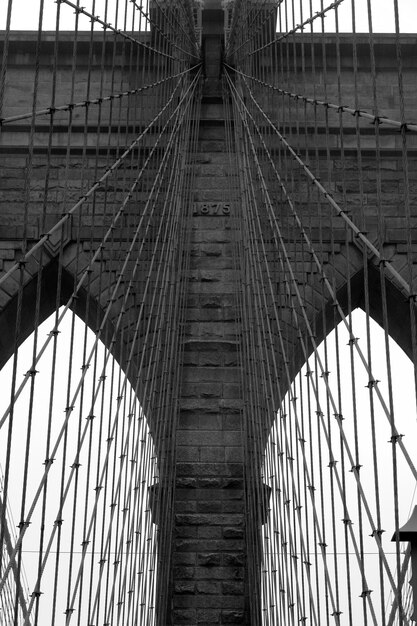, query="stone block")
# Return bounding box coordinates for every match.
[199,448,225,463]
[225,447,243,463]
[198,552,222,567]
[221,610,245,623]
[197,609,221,623]
[194,566,244,580]
[223,527,244,540]
[196,581,222,595]
[173,609,197,622]
[176,447,200,463]
[197,498,223,512]
[174,581,197,594]
[173,566,196,580]
[222,581,245,595]
[197,526,223,540]
[223,553,245,567]
[173,552,197,566]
